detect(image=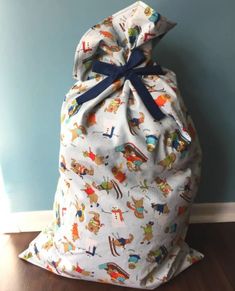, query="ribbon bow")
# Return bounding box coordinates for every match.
[76,48,166,121]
